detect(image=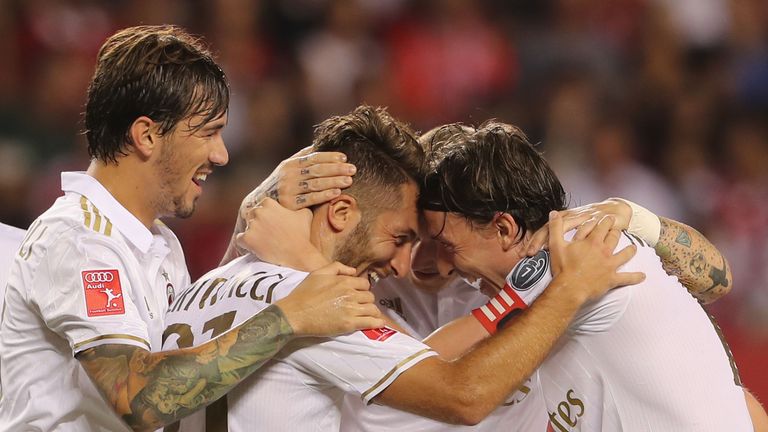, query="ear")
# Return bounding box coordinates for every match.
[326,194,361,233]
[494,212,521,251]
[128,116,159,159]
